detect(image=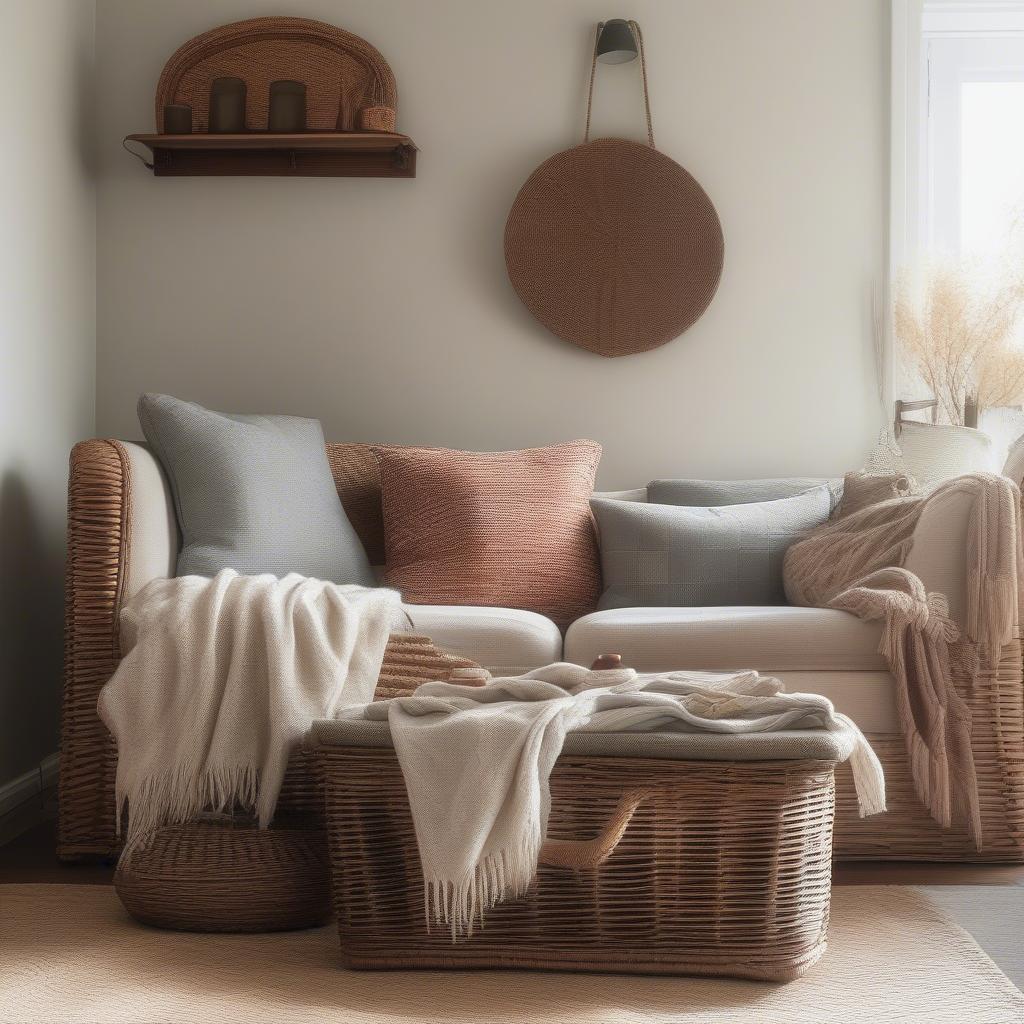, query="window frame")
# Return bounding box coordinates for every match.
[889,0,1024,407]
[922,34,1024,257]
